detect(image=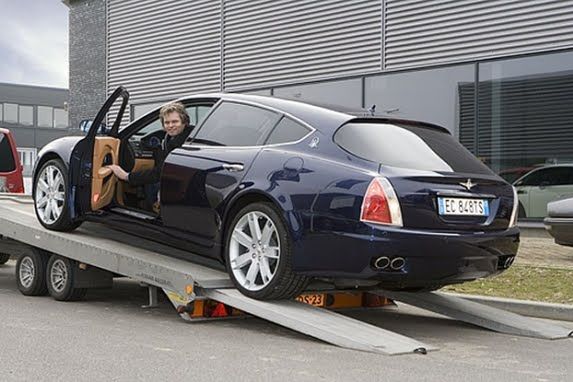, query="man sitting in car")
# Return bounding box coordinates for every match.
[107,102,192,211]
